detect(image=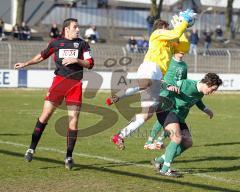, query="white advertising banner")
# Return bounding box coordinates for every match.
[26,70,240,91]
[0,70,18,87]
[187,73,240,91]
[27,70,54,88]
